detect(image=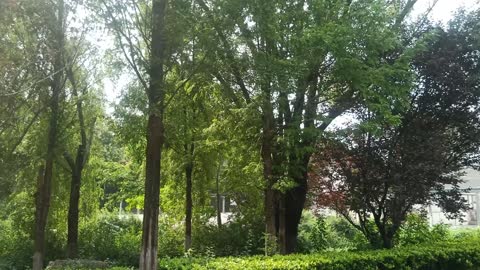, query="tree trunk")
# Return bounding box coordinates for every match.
[139,0,166,268]
[278,194,286,254]
[382,235,394,249]
[140,115,164,270]
[65,59,89,259]
[262,91,277,255]
[284,178,307,253]
[184,143,194,252]
[66,146,84,258]
[33,1,64,268]
[67,170,81,258]
[281,80,317,254]
[33,165,46,270]
[215,161,222,227]
[33,61,61,270]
